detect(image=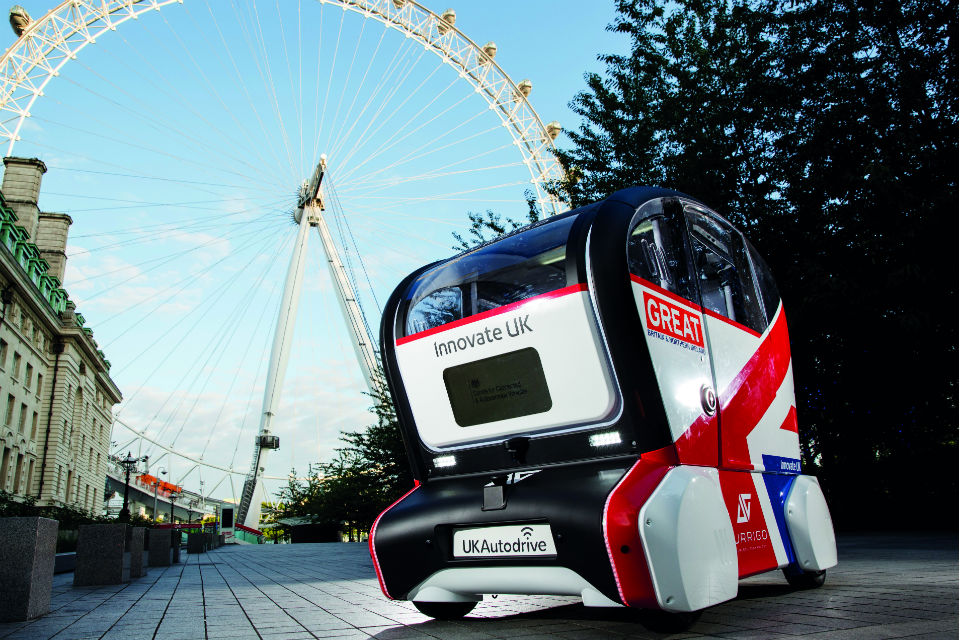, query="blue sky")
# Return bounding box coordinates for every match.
[3,0,628,500]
